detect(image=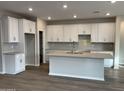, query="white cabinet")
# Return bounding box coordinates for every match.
[91,51,113,68]
[91,24,98,42]
[91,23,115,43]
[63,24,78,42]
[46,23,115,43]
[23,19,35,34]
[47,25,63,42]
[15,54,25,73]
[47,25,54,42]
[104,59,113,68]
[55,25,63,42]
[2,16,19,42]
[78,24,91,35]
[4,53,25,74]
[47,25,78,42]
[98,23,115,43]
